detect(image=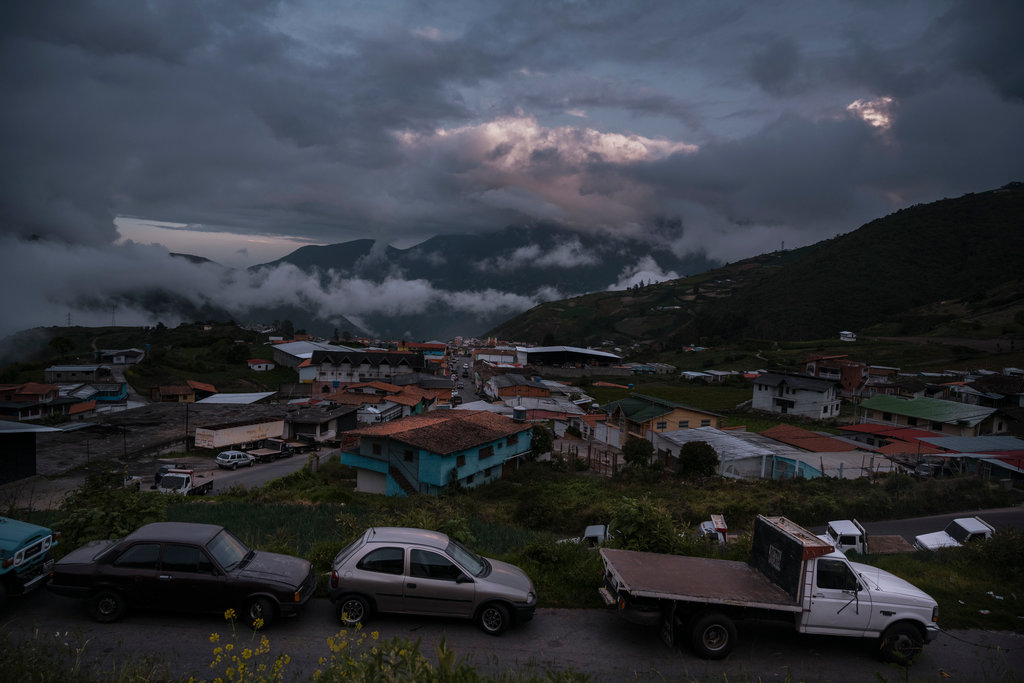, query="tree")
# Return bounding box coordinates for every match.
[530,424,553,461]
[677,441,719,479]
[608,495,679,553]
[622,436,654,469]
